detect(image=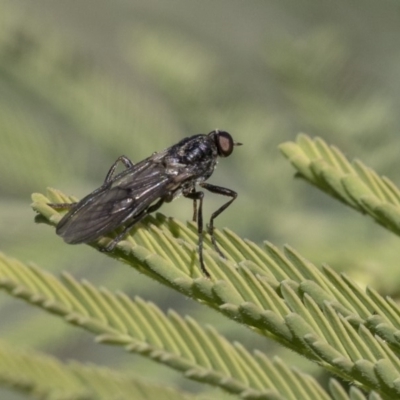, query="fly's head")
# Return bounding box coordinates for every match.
[208,130,242,158]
